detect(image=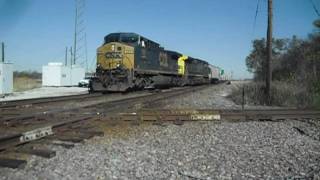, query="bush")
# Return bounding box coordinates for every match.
[13,71,42,79]
[312,81,320,109]
[314,95,320,109]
